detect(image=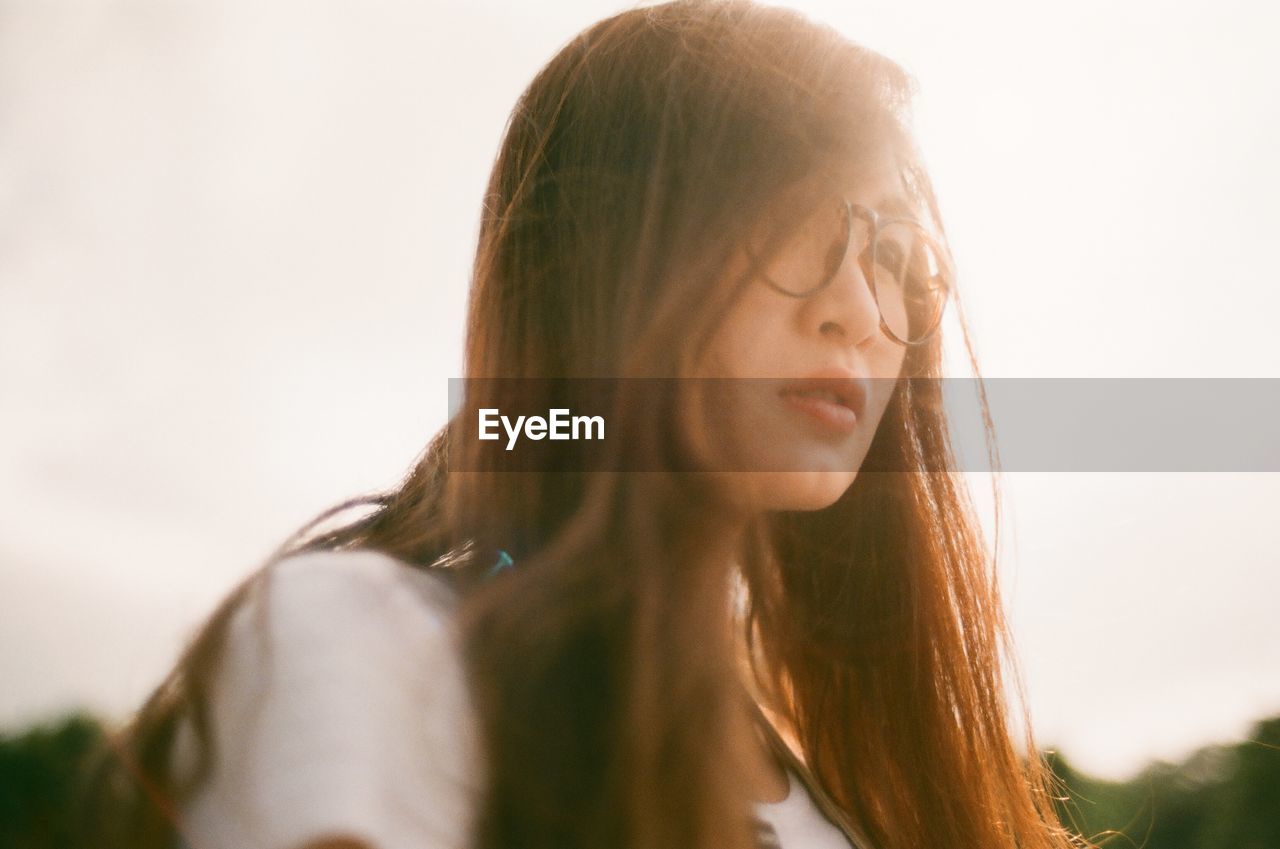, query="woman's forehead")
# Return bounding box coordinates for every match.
[819,157,914,217]
[759,144,918,226]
